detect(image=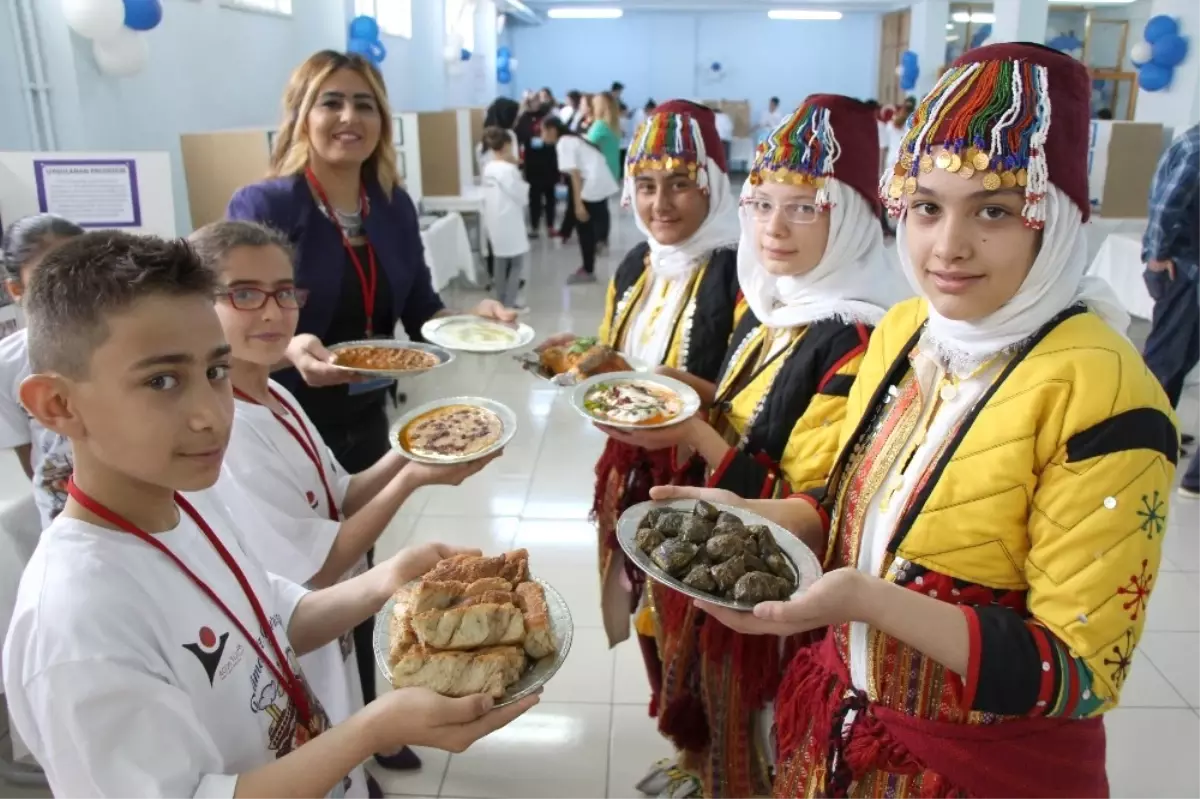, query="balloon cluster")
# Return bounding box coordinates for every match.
[62,0,161,78]
[348,15,387,65]
[497,46,516,84]
[896,50,919,92]
[1130,15,1189,92]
